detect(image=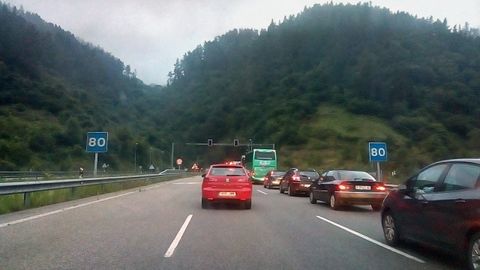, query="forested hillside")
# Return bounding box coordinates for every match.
[158,2,480,178]
[2,2,480,180]
[0,3,169,171]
